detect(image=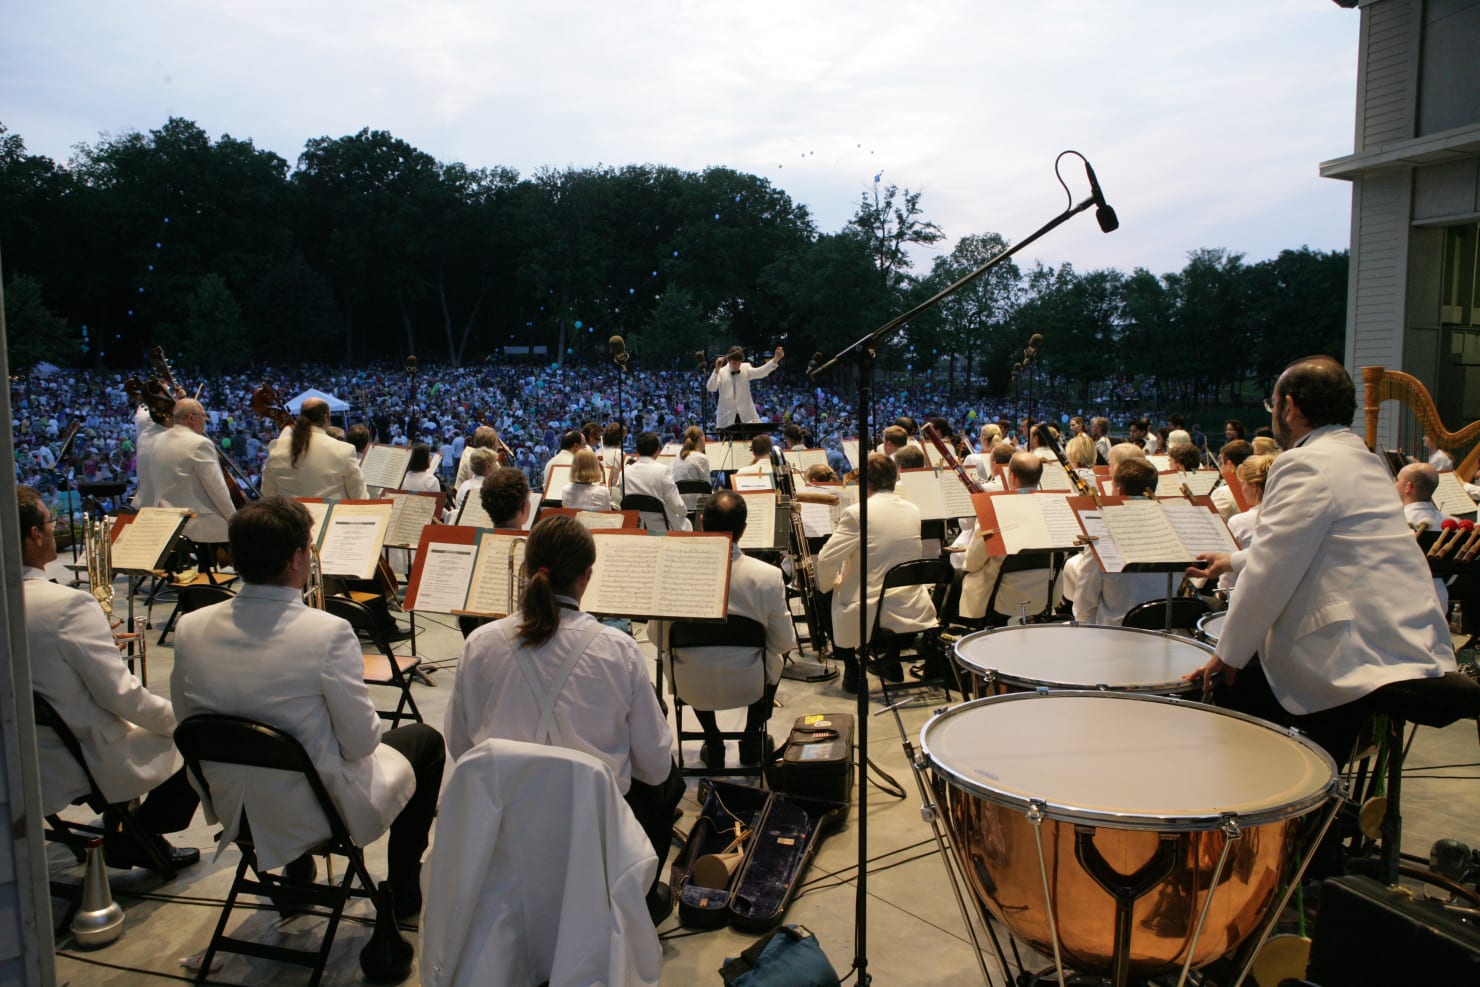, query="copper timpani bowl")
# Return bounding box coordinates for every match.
[921,692,1337,980]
